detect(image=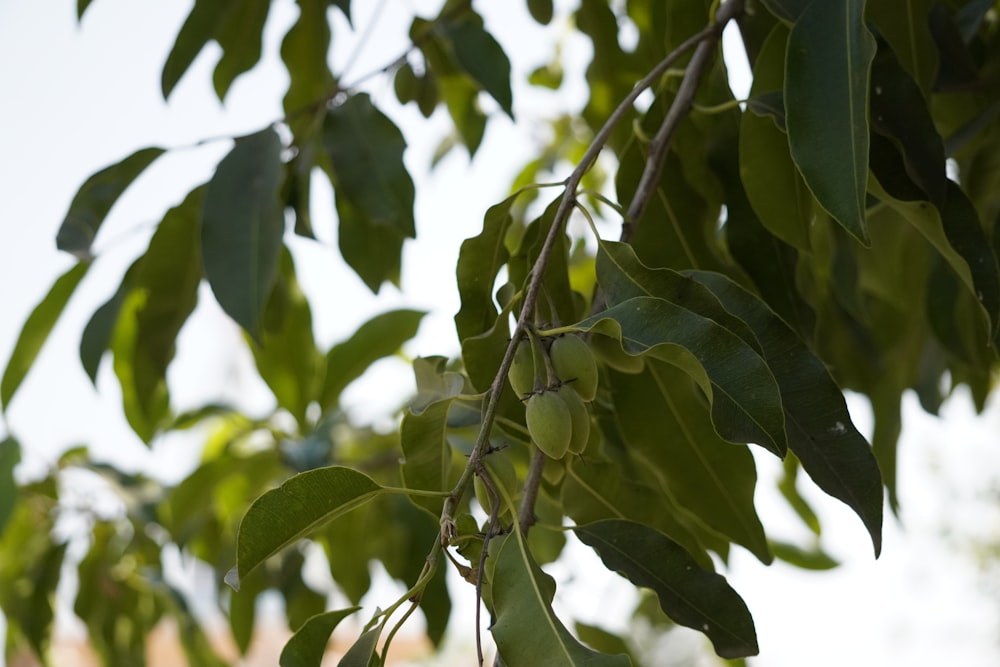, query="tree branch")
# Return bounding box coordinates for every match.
[622,0,745,242]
